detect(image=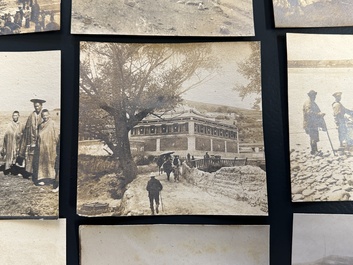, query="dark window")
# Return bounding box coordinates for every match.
[161,124,167,133]
[150,126,156,134]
